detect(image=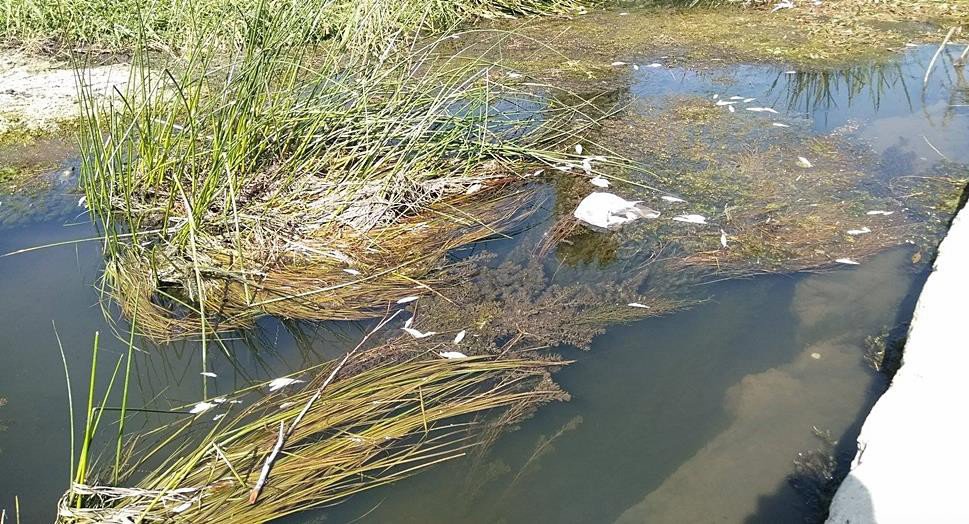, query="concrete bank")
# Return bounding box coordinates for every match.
[826,193,969,523]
